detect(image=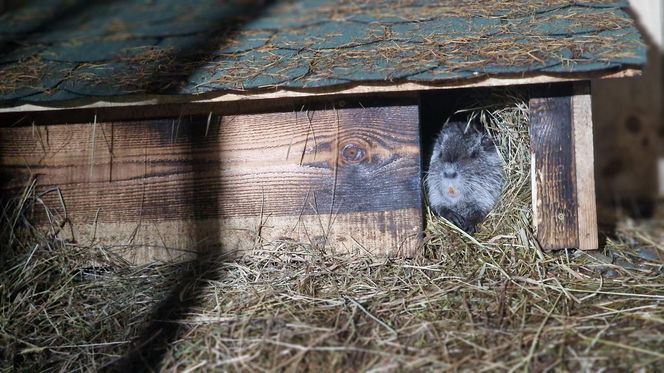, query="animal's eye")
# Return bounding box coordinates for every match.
[481,136,494,149]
